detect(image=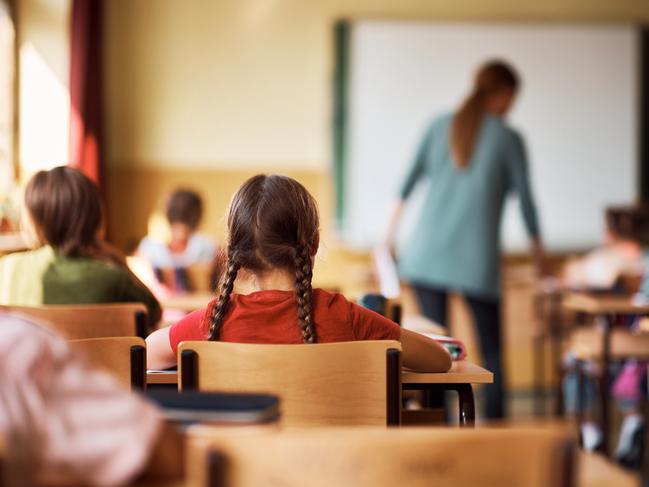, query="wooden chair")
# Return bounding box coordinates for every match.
[68,337,147,390]
[178,341,402,427]
[0,303,148,339]
[186,426,576,487]
[31,423,185,487]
